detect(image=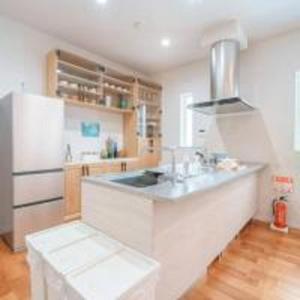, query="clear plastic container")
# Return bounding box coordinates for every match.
[26,222,98,300]
[65,247,160,300]
[44,232,123,300]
